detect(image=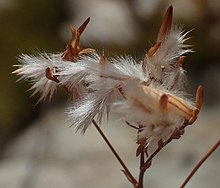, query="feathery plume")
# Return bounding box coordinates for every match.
[13,6,203,149]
